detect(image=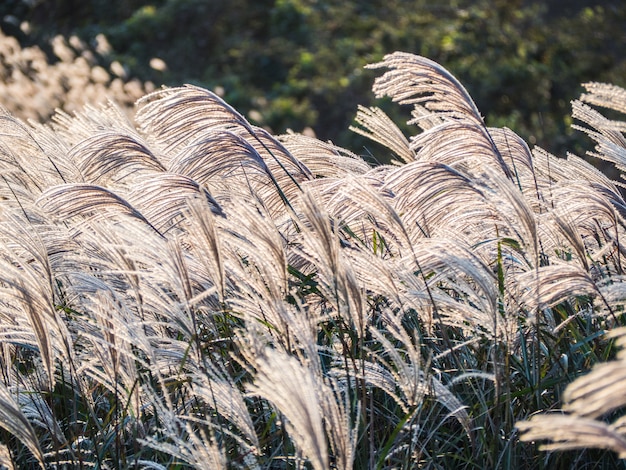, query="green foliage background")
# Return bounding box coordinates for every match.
[3,0,626,160]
